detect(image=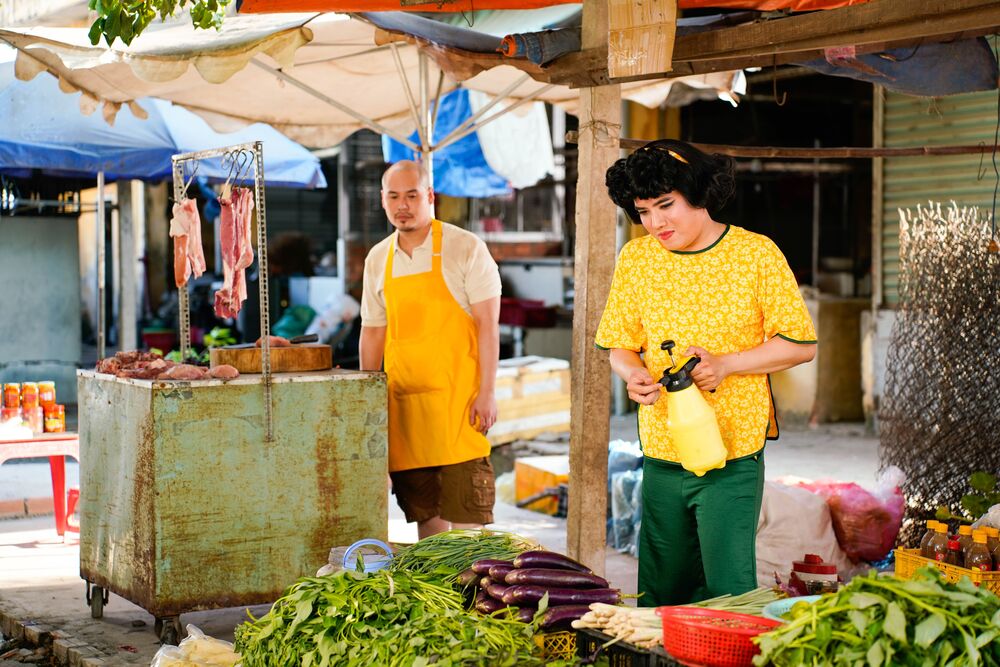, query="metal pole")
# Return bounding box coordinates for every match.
[97,171,106,359]
[419,51,434,193]
[812,139,821,289]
